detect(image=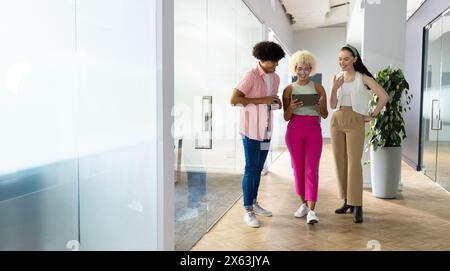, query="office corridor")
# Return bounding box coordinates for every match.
[192,142,450,251]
